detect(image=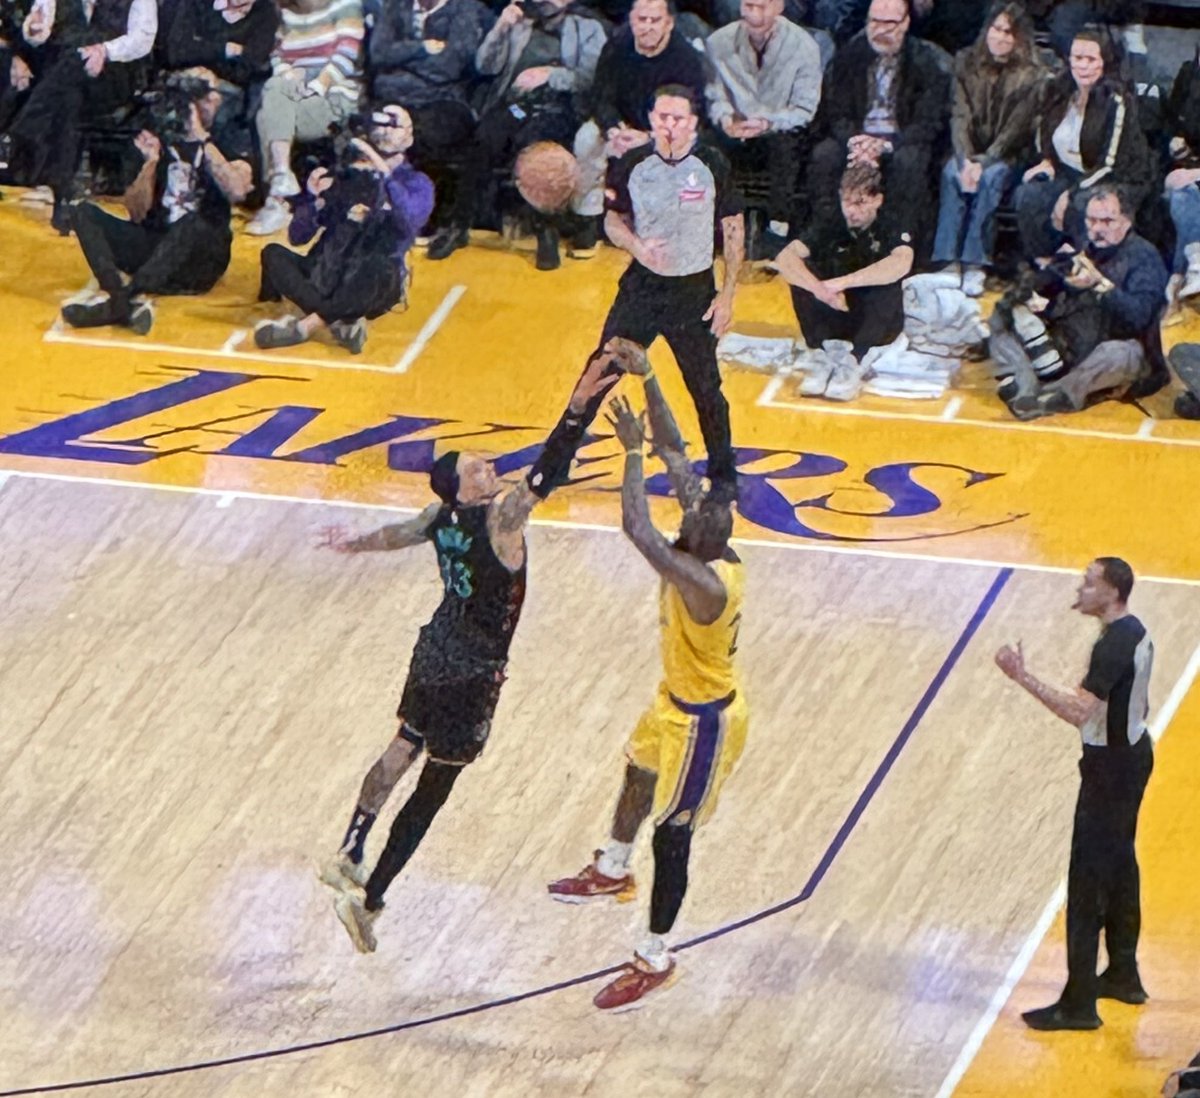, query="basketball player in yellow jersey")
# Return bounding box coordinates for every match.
[548,338,748,1011]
